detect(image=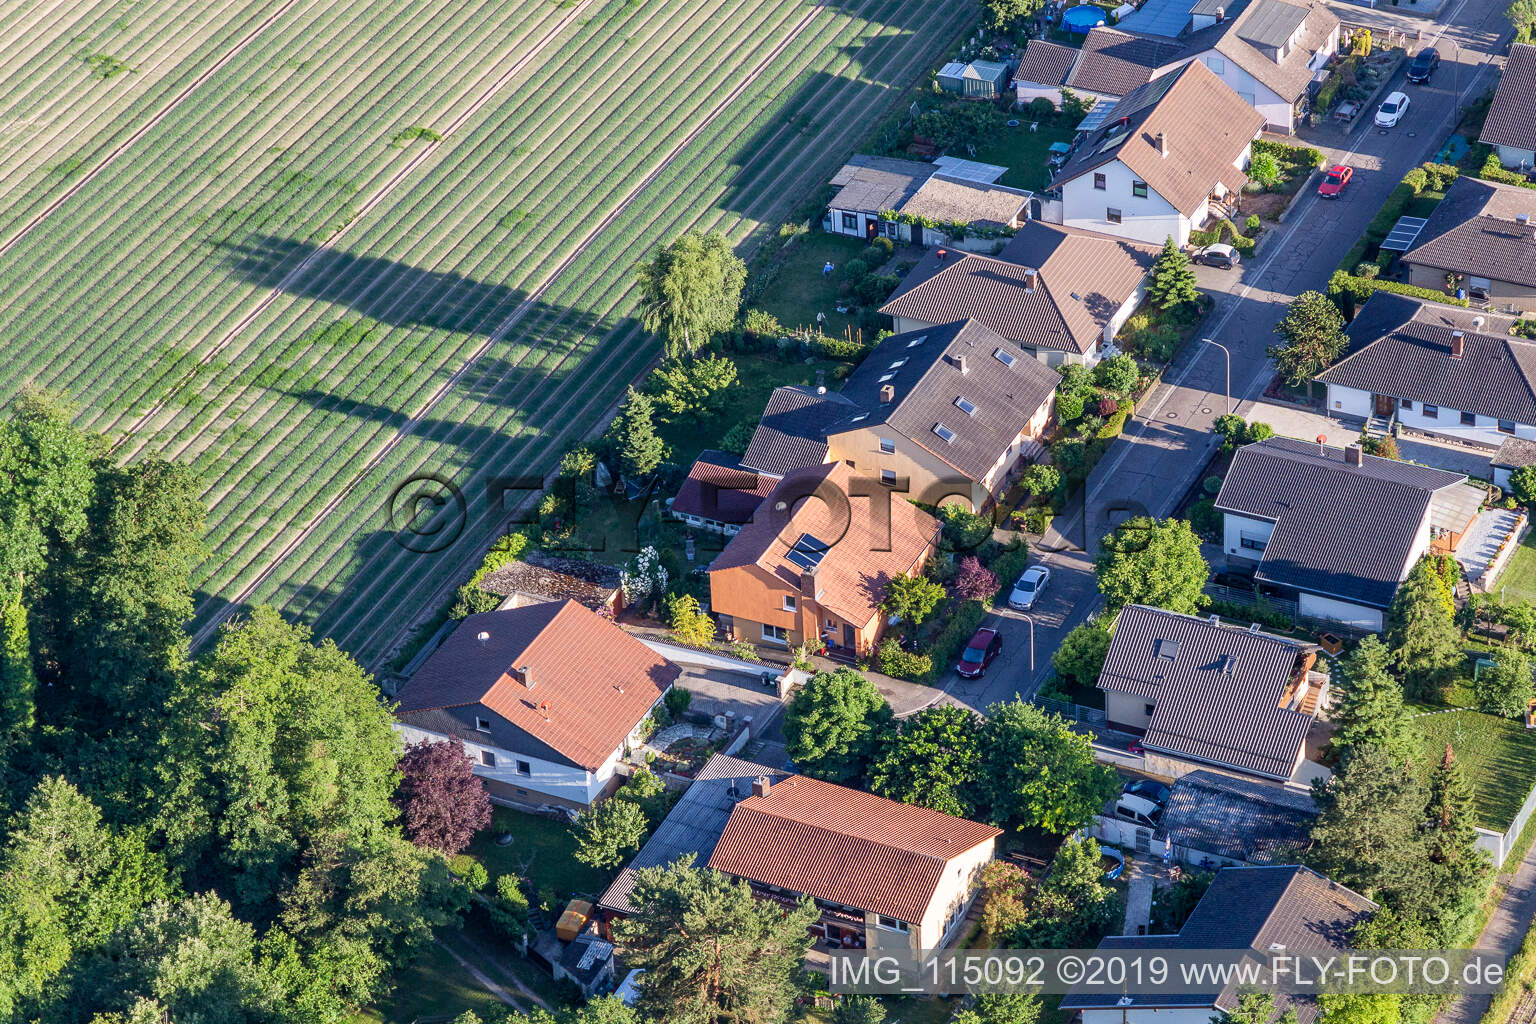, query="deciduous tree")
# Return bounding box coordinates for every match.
[666,592,716,647]
[615,855,817,1024]
[1051,618,1112,689]
[782,668,892,784]
[869,704,982,817]
[1094,517,1209,614]
[647,355,740,424]
[954,556,1001,601]
[1267,291,1347,398]
[637,232,747,357]
[880,573,947,626]
[980,700,1119,834]
[574,797,648,868]
[395,739,493,855]
[1474,642,1533,718]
